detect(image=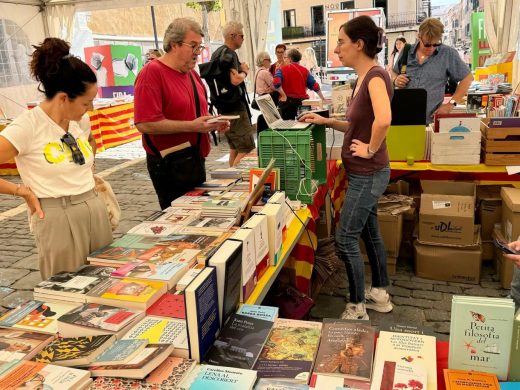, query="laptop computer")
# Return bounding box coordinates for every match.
[255,94,309,129]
